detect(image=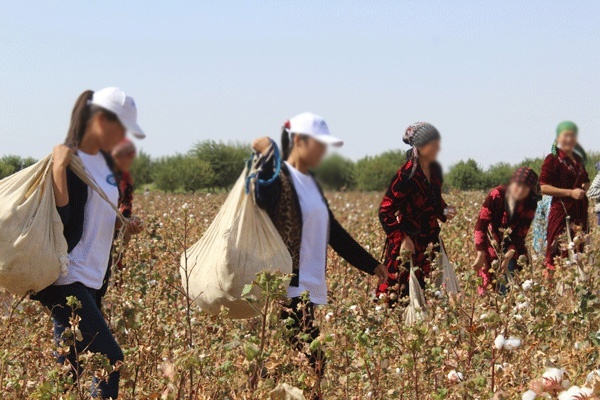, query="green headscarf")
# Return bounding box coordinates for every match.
[552,120,587,164]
